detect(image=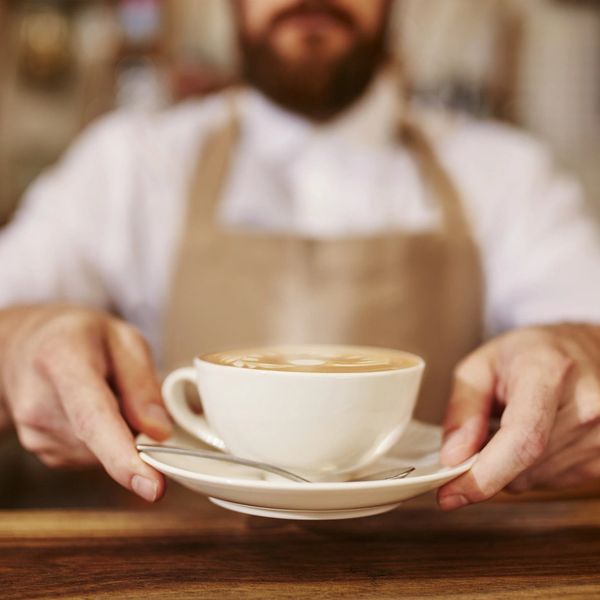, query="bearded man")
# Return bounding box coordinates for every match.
[1,0,600,510]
